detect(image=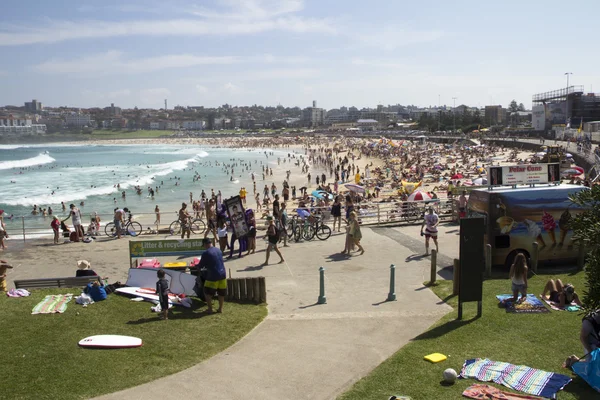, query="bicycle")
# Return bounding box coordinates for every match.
[292,215,315,242]
[105,212,143,237]
[312,216,332,240]
[169,216,206,236]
